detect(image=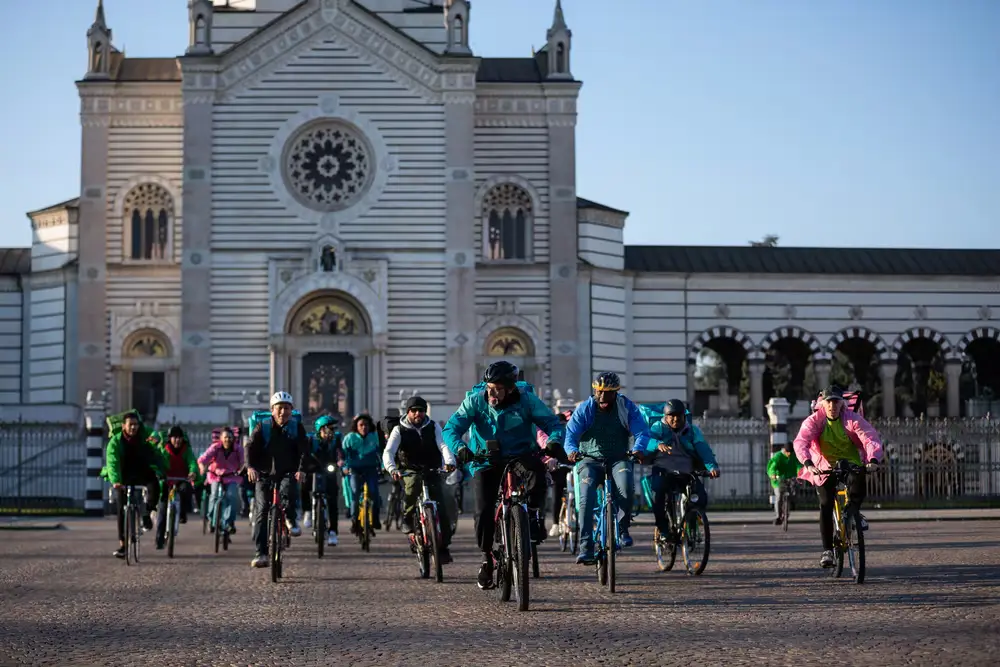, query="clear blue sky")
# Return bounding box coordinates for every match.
[1,0,997,249]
